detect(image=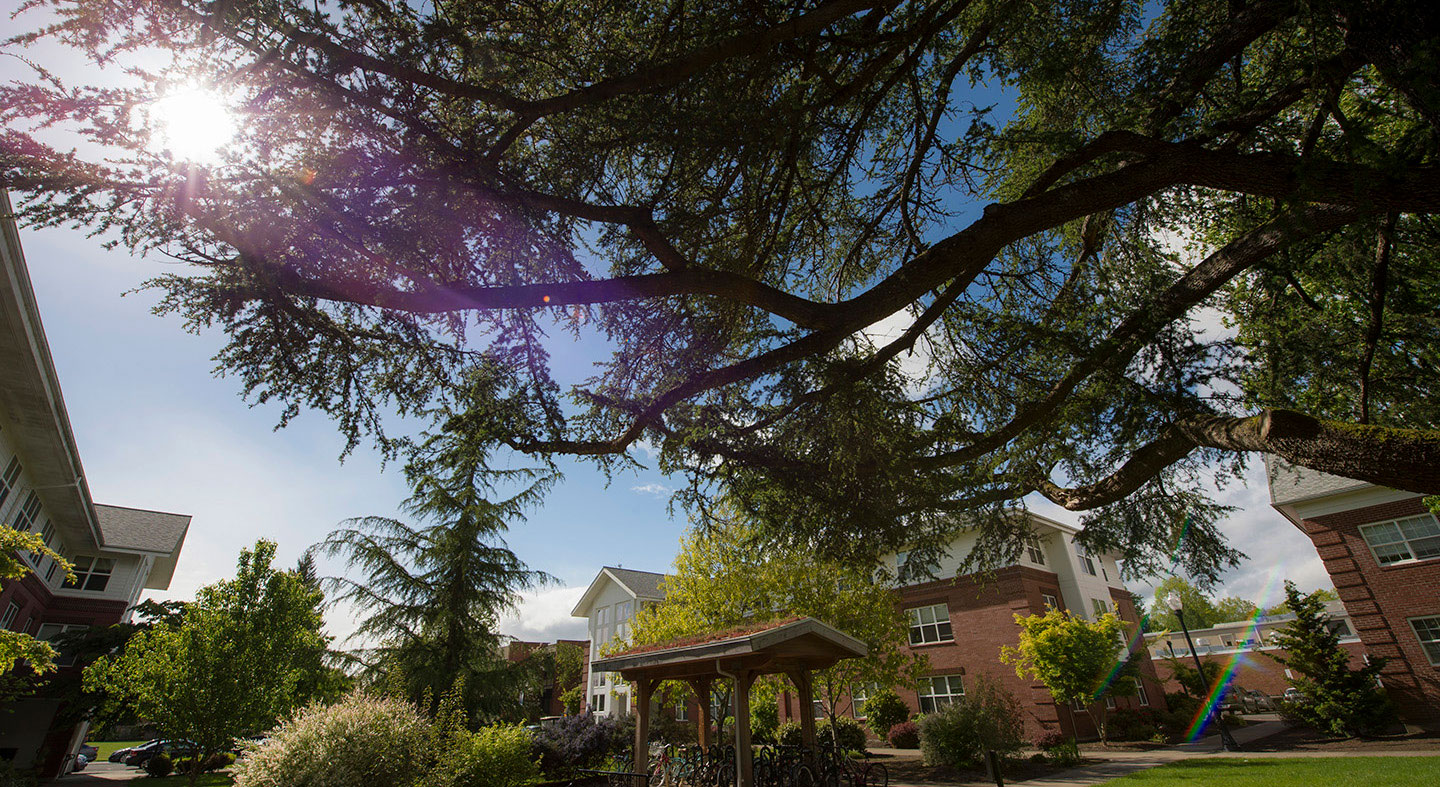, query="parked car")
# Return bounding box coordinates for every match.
[124,739,197,767]
[78,743,98,761]
[109,740,157,763]
[1217,687,1245,713]
[1241,690,1276,713]
[1283,687,1307,703]
[71,754,89,773]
